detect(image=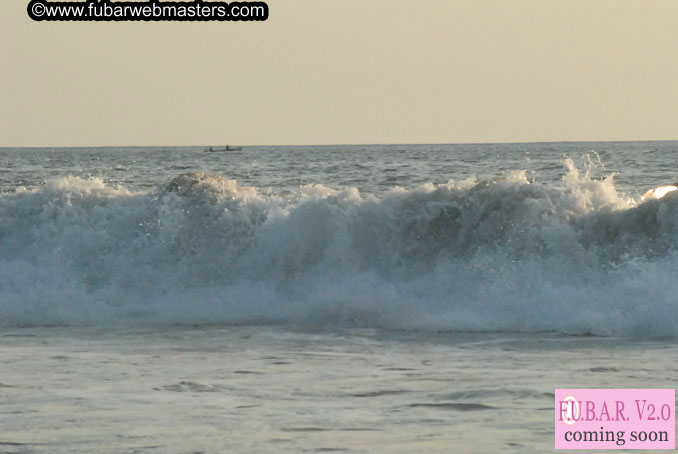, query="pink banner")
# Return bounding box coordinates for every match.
[555,389,675,449]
